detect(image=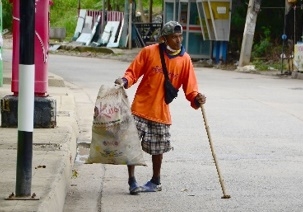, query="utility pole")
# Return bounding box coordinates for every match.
[238,0,261,67]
